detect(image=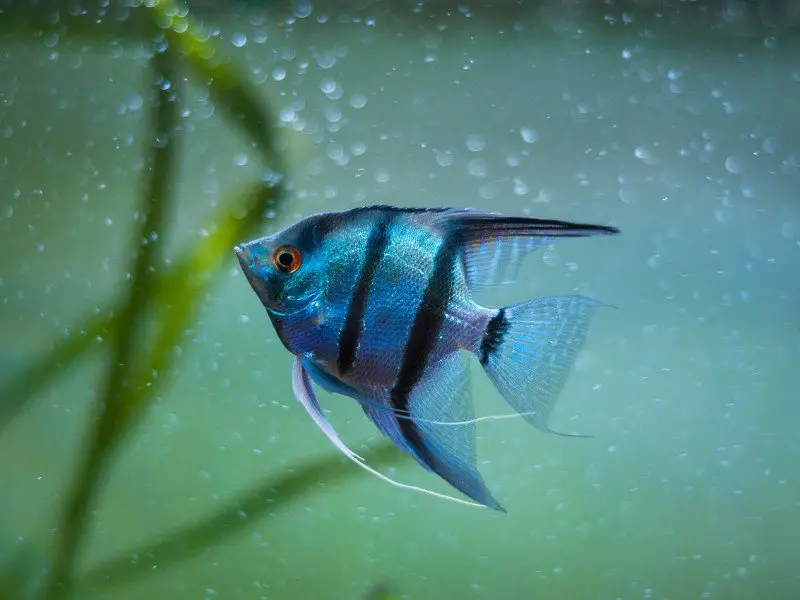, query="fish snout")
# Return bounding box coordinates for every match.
[234,244,252,274]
